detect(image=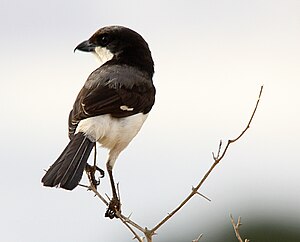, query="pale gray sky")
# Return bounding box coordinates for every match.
[1,0,300,241]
